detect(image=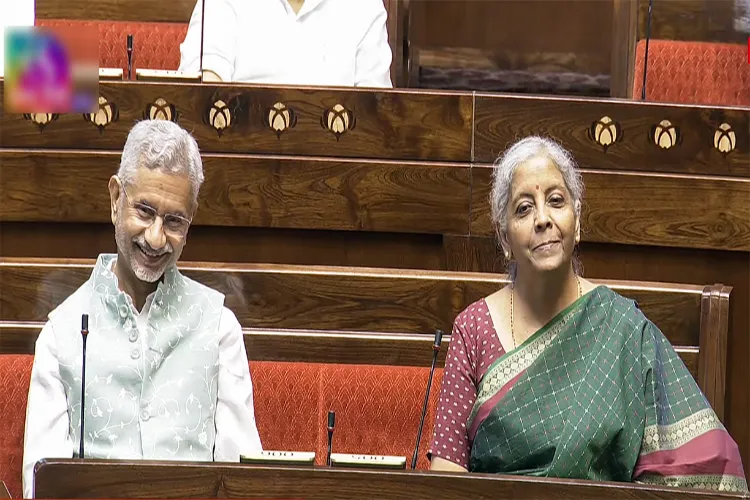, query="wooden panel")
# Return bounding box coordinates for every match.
[637,0,749,44]
[610,0,638,98]
[0,151,470,235]
[699,285,732,420]
[0,322,449,366]
[0,320,700,381]
[0,222,445,270]
[0,83,473,162]
[35,0,196,23]
[0,259,704,348]
[473,94,750,177]
[408,0,615,75]
[471,166,750,252]
[34,460,745,499]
